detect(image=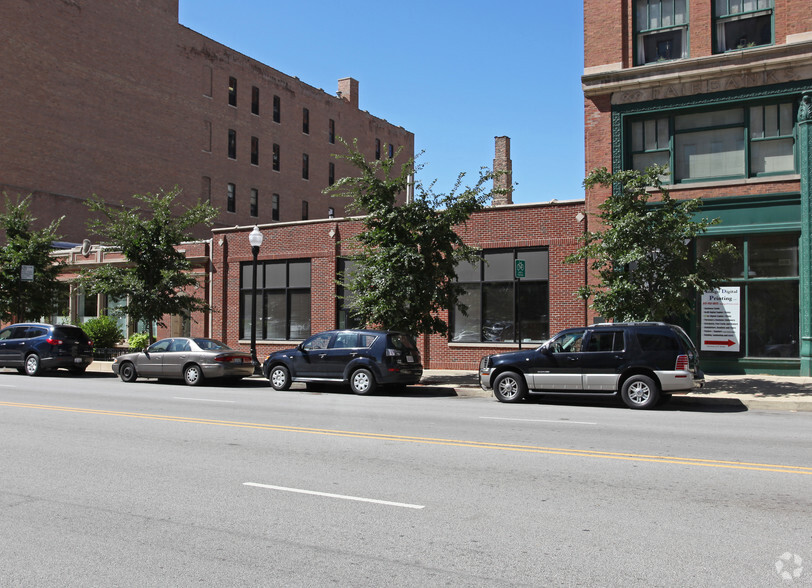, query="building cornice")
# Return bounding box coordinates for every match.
[582,40,812,101]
